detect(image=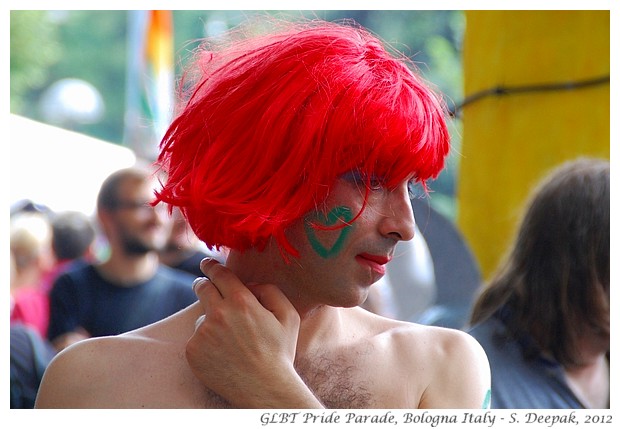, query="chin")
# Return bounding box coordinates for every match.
[337,287,371,309]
